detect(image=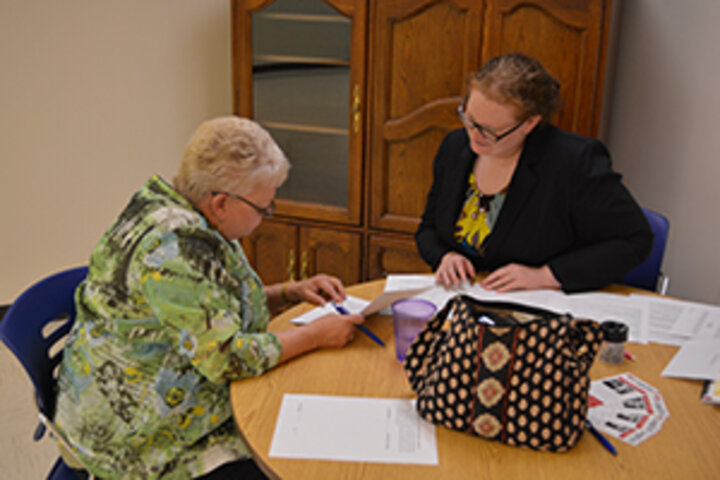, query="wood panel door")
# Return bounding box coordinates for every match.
[483,0,614,136]
[299,226,362,285]
[367,234,433,279]
[242,221,297,285]
[367,0,485,234]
